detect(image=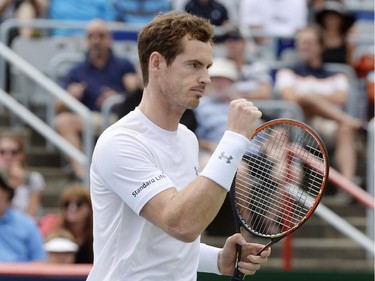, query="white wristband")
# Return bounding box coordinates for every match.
[200,130,250,191]
[198,243,221,275]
